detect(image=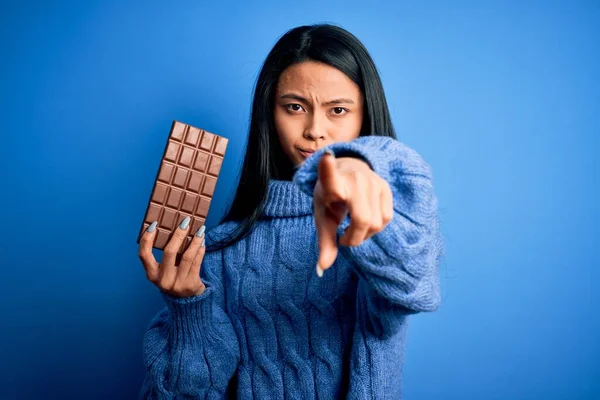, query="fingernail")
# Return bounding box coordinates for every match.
[316,264,324,278]
[324,149,335,158]
[195,225,206,238]
[179,216,191,230]
[146,221,157,233]
[201,238,205,247]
